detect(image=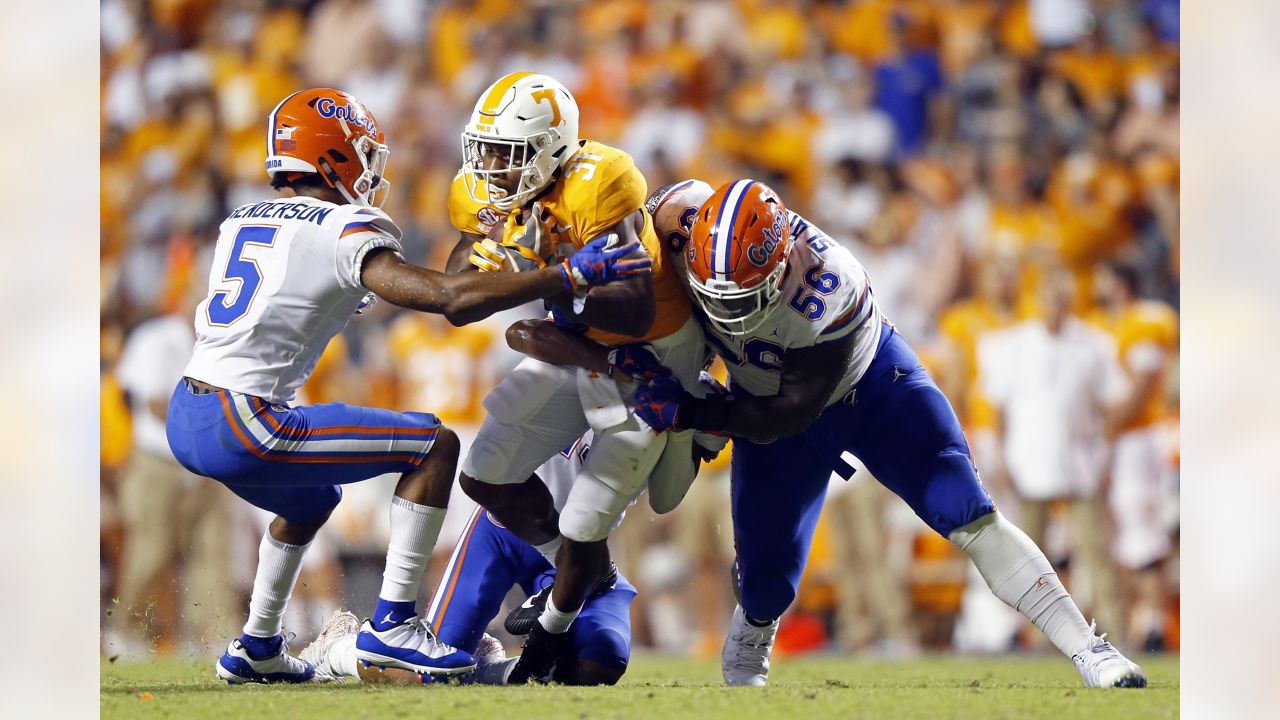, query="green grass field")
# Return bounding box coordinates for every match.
[102,653,1178,719]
